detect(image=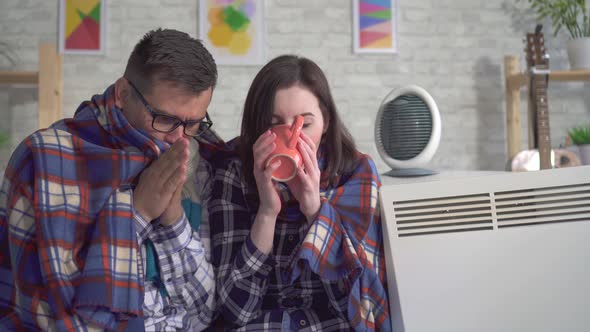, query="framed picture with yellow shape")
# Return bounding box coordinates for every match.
[199,0,265,65]
[59,0,107,54]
